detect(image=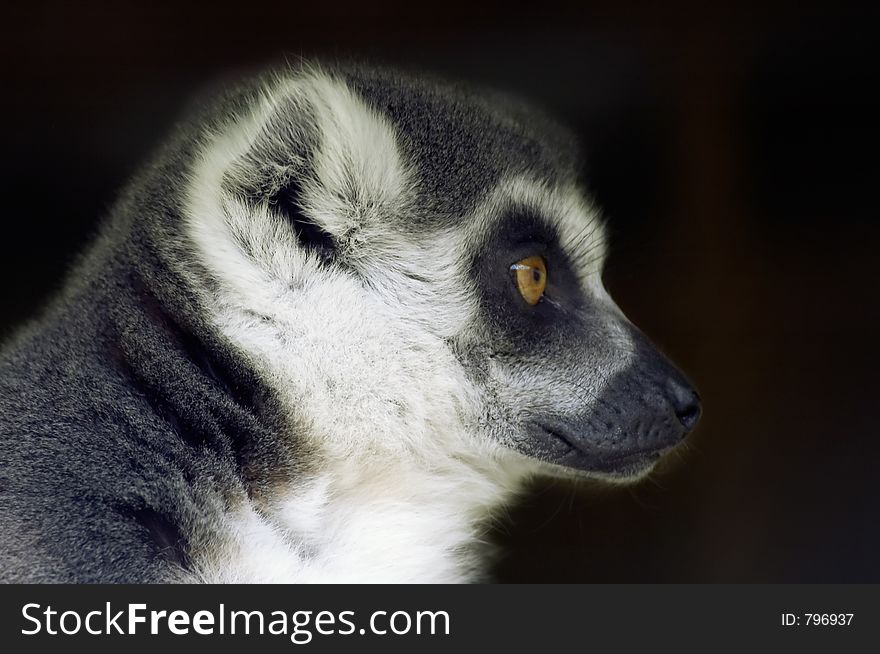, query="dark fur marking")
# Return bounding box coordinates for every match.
[127,506,190,570]
[274,178,336,261]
